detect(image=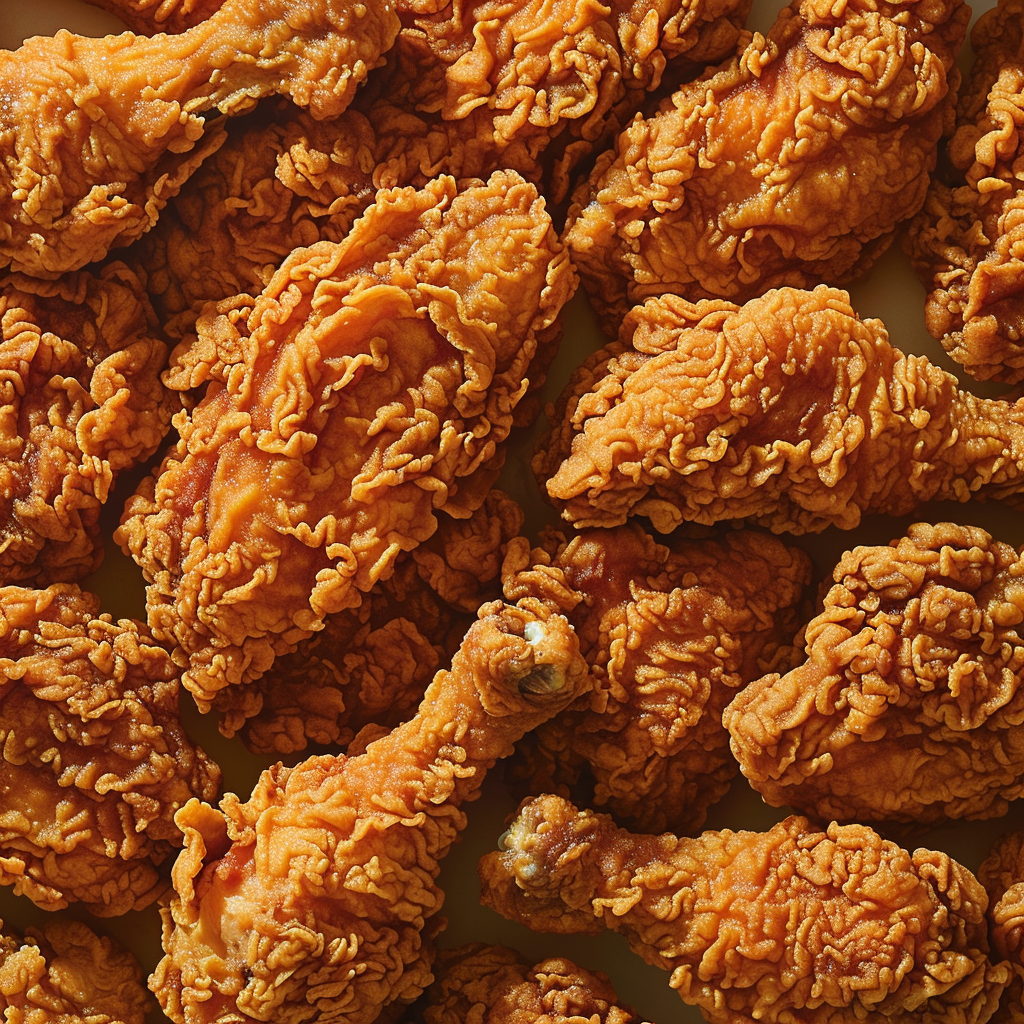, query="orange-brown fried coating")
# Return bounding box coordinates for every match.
[216,490,525,753]
[0,584,221,917]
[723,522,1024,826]
[501,523,811,834]
[0,917,151,1024]
[117,172,574,712]
[540,286,1024,535]
[0,262,172,585]
[151,601,590,1024]
[979,833,1024,1023]
[479,793,1012,1024]
[0,0,399,276]
[564,0,967,330]
[905,0,1024,383]
[82,0,225,34]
